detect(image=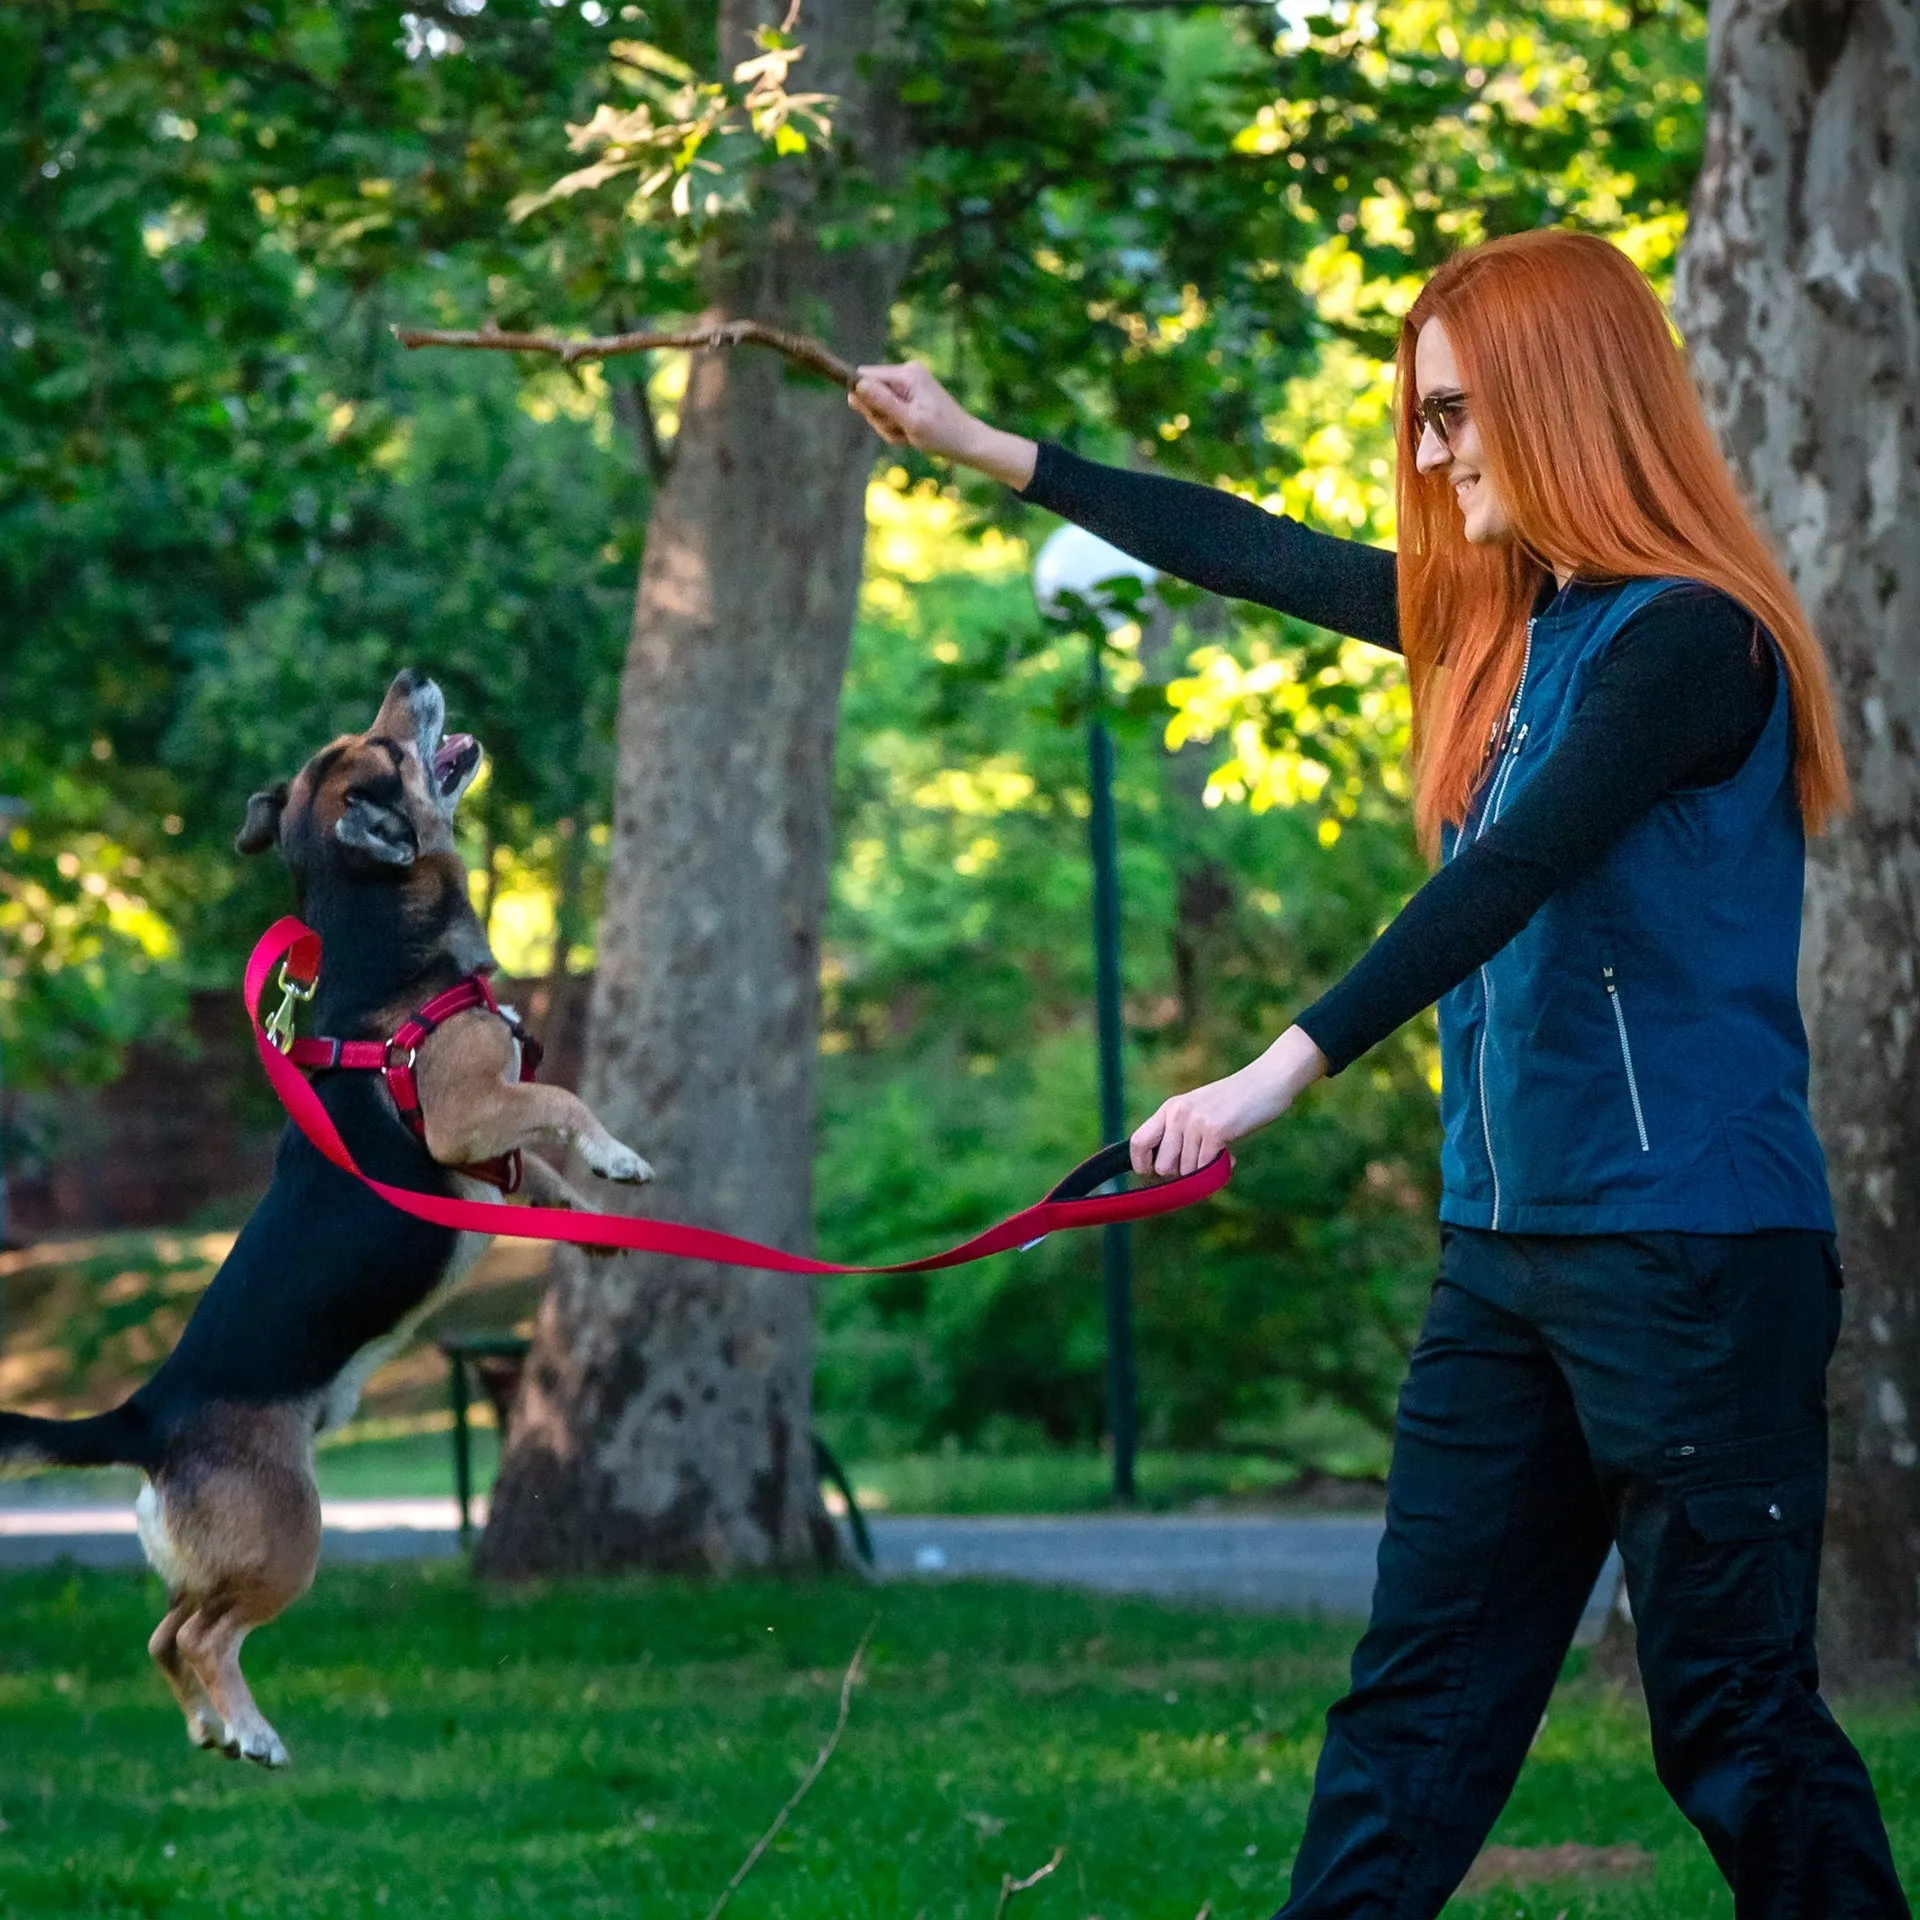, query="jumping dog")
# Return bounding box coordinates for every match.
[0,671,651,1767]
